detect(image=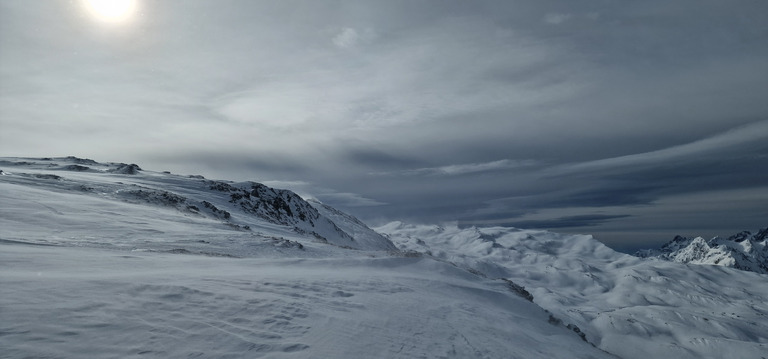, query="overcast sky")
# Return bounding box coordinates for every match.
[2,0,767,252]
